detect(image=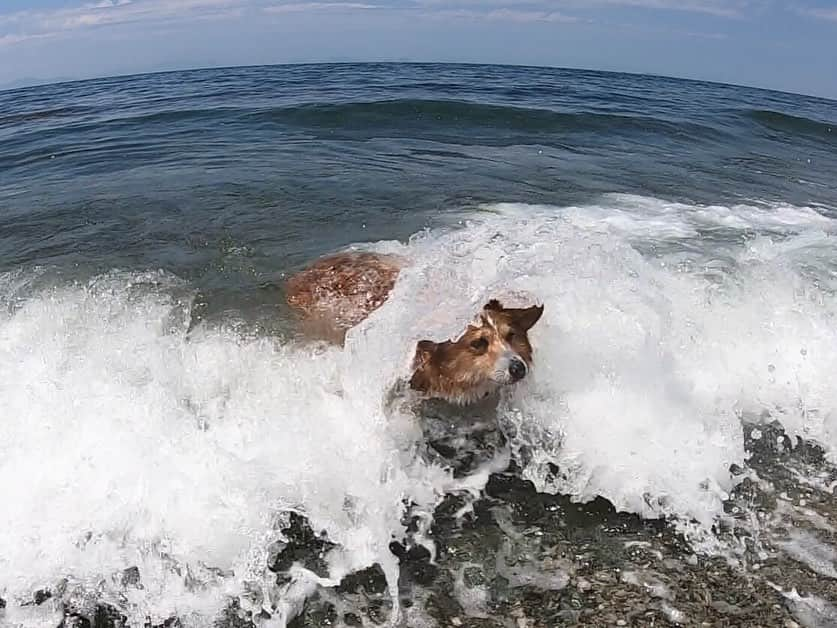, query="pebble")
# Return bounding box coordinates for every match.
[617,620,627,626]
